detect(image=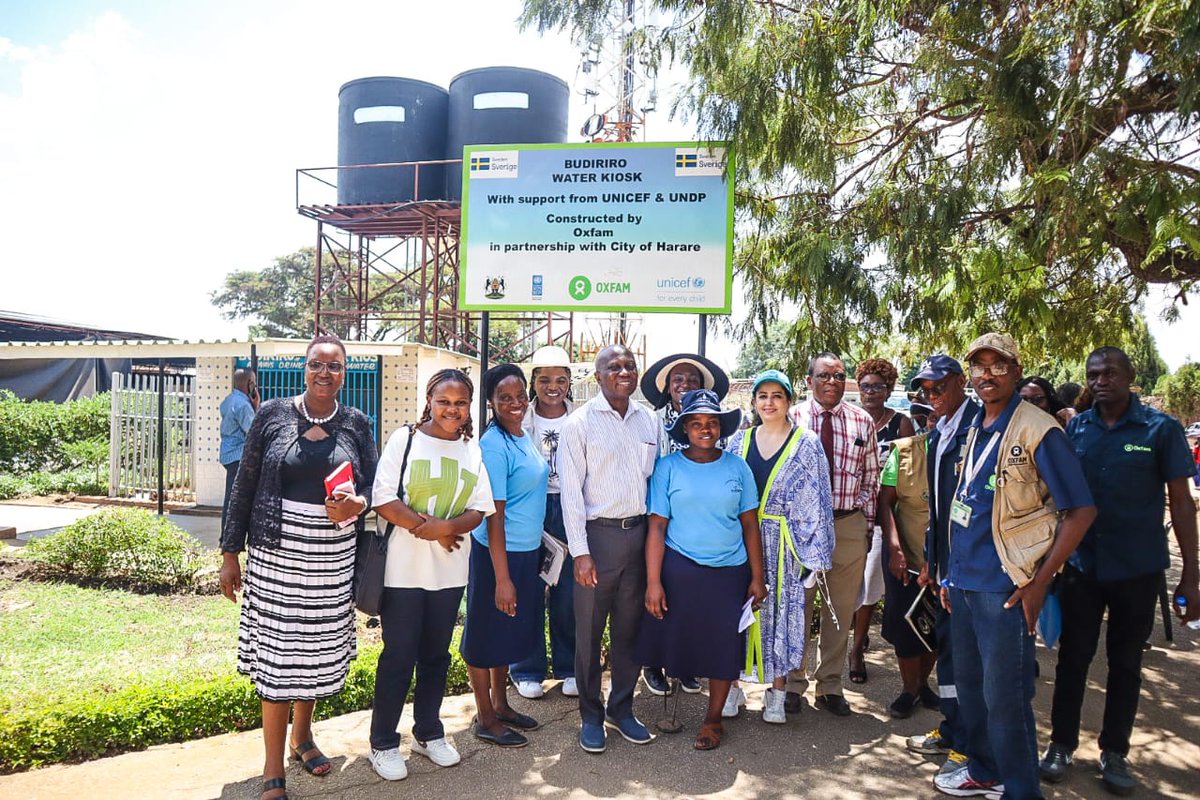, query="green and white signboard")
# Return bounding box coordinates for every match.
[459,141,734,313]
